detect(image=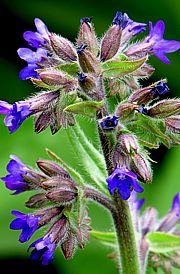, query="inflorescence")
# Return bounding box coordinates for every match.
[0,11,180,270]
